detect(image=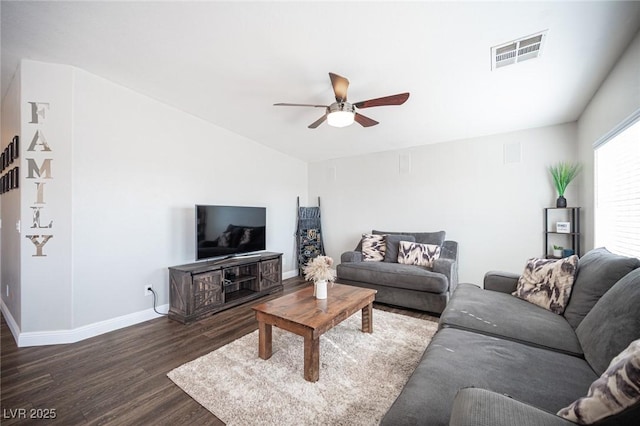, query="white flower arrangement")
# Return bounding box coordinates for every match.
[303,256,337,283]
